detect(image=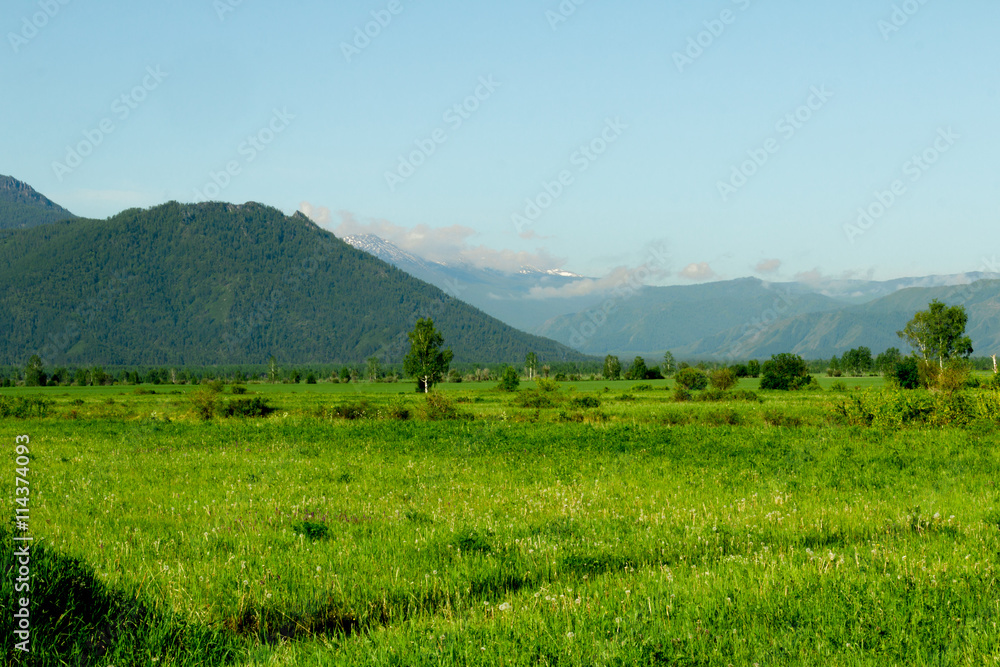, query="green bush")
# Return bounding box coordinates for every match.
[708,368,737,391]
[674,367,708,391]
[222,397,275,418]
[496,367,520,392]
[730,389,762,403]
[188,389,219,420]
[535,378,559,392]
[570,395,601,409]
[672,387,692,402]
[423,392,464,420]
[0,396,53,418]
[517,391,556,409]
[759,353,811,391]
[331,401,371,420]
